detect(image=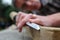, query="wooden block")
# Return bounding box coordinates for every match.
[26,27,40,40]
[27,26,60,40]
